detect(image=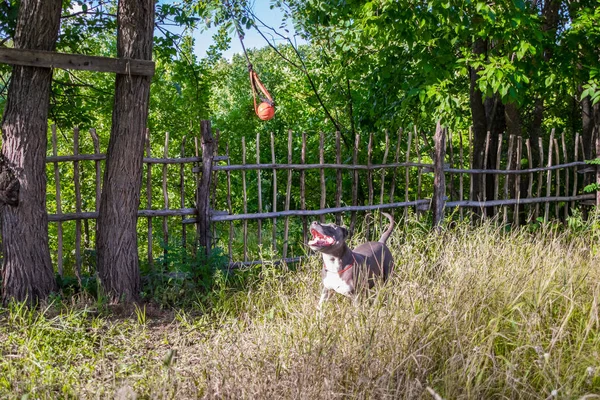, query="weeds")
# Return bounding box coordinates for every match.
[0,215,599,399]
